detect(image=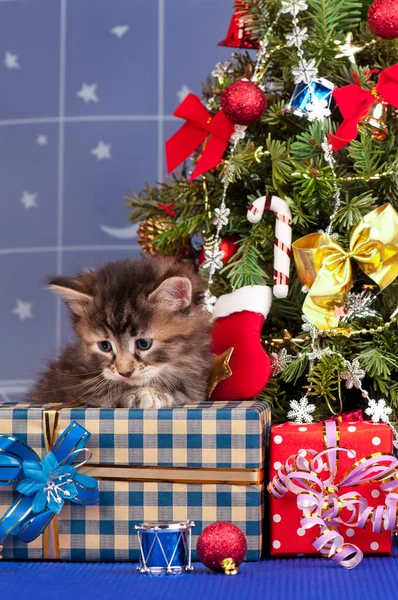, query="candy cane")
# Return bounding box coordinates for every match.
[247,195,292,299]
